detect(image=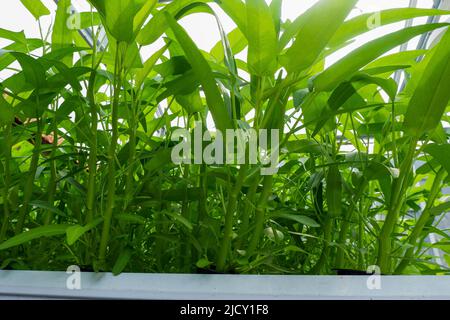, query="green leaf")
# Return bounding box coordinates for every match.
[430,201,450,216]
[112,248,132,275]
[285,139,322,154]
[351,73,398,101]
[404,28,450,136]
[144,147,173,173]
[163,211,193,231]
[0,28,27,44]
[328,82,359,112]
[115,213,146,225]
[0,95,14,126]
[365,161,400,181]
[52,0,74,66]
[216,0,247,36]
[165,13,233,132]
[270,0,282,36]
[280,0,357,74]
[423,144,450,176]
[272,212,320,228]
[211,28,247,63]
[135,43,170,90]
[326,164,342,217]
[132,0,158,40]
[196,258,211,269]
[10,52,46,89]
[90,0,155,44]
[66,218,103,246]
[330,8,450,48]
[105,0,145,43]
[88,0,106,15]
[78,12,102,29]
[29,200,67,218]
[284,245,309,255]
[0,225,70,250]
[137,0,211,45]
[65,226,88,246]
[175,90,204,115]
[20,0,50,20]
[246,0,278,76]
[314,23,450,92]
[363,50,426,70]
[0,40,45,72]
